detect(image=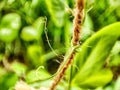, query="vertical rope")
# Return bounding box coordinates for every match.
[72,0,84,46]
[49,0,84,90]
